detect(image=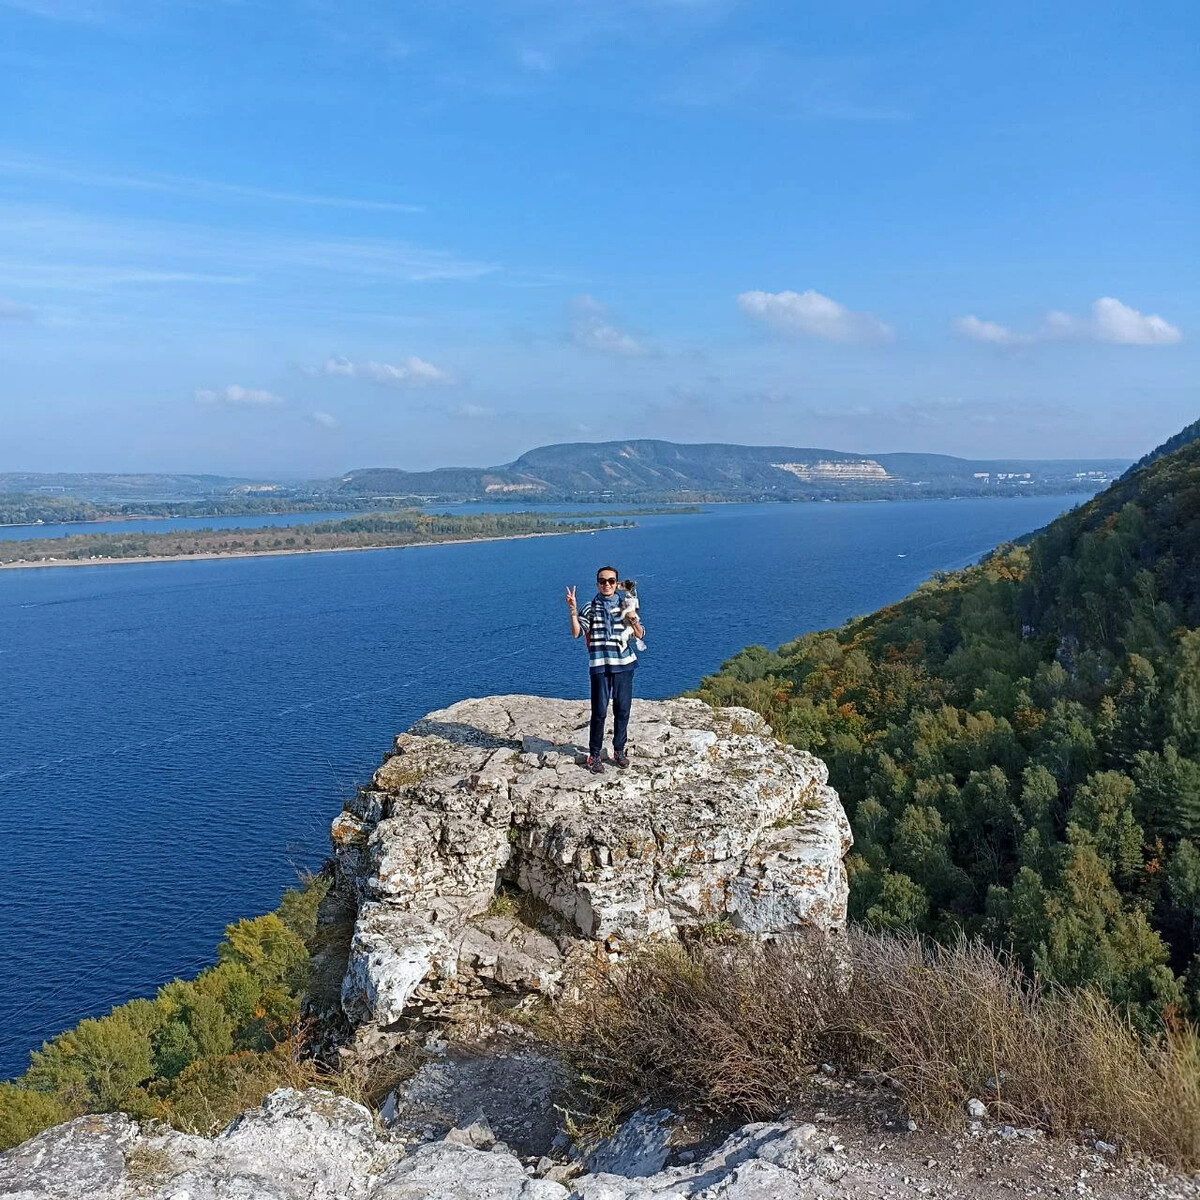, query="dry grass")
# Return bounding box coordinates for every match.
[552,930,1200,1168]
[846,933,1200,1167]
[554,934,842,1120]
[323,1045,424,1111]
[123,1143,173,1184]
